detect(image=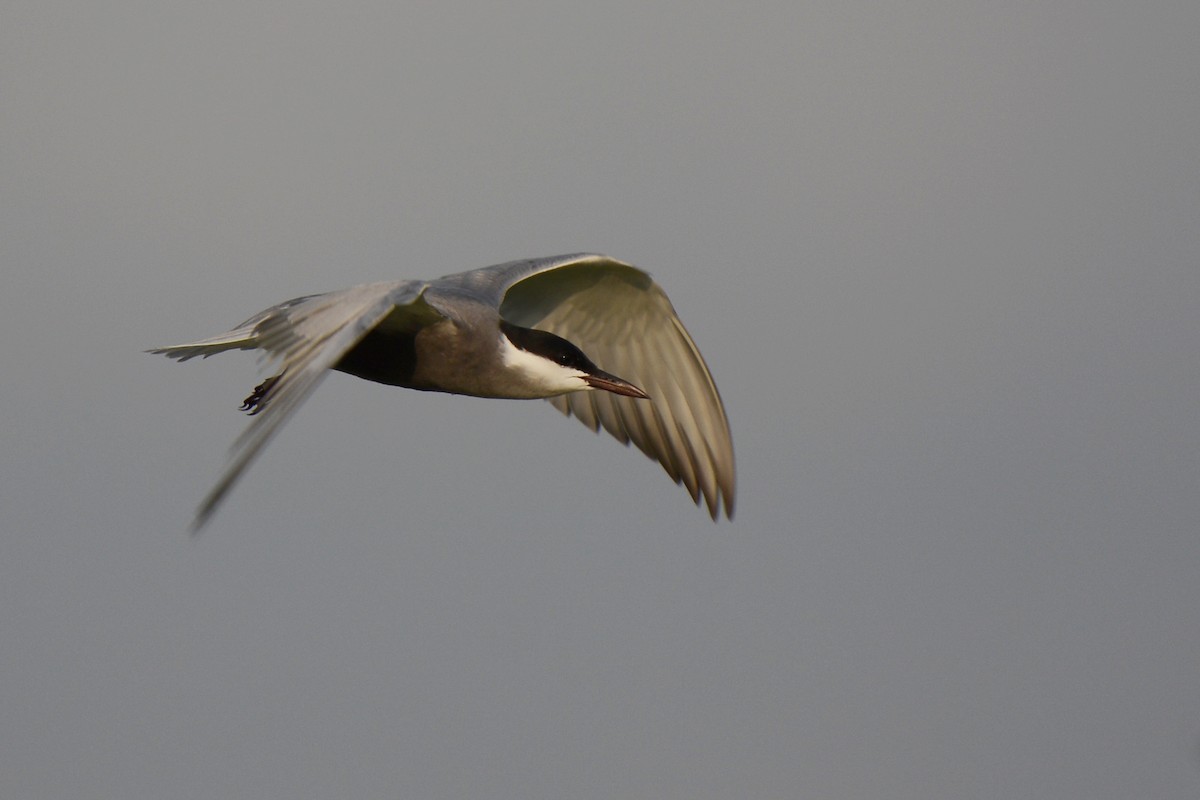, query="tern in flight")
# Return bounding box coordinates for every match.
[150,254,735,529]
